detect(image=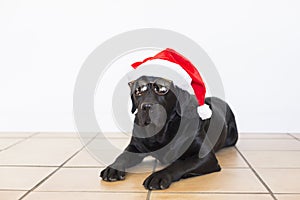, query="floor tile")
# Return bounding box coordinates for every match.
[97,132,132,138]
[87,138,131,150]
[64,148,105,167]
[34,132,98,138]
[290,133,300,139]
[0,138,22,150]
[0,138,83,166]
[256,168,300,193]
[85,138,131,165]
[216,147,248,168]
[0,167,55,190]
[239,133,293,139]
[151,193,273,200]
[33,132,98,138]
[24,192,147,200]
[0,132,34,138]
[2,133,299,197]
[155,147,248,171]
[276,194,300,200]
[241,151,300,168]
[64,148,155,173]
[237,139,300,151]
[36,168,151,192]
[33,132,132,139]
[0,190,27,200]
[152,169,267,193]
[34,132,79,138]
